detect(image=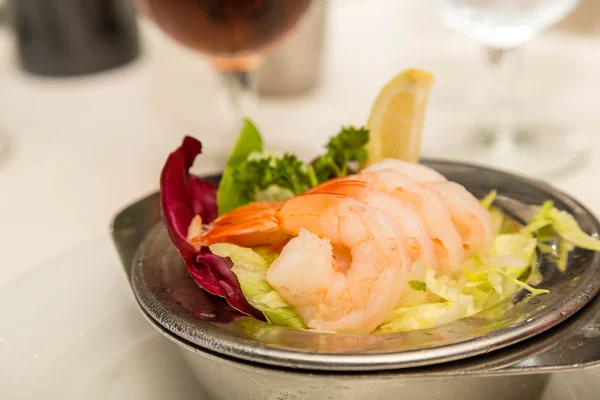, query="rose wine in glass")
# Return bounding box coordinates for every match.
[137,0,312,158]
